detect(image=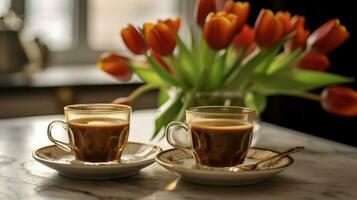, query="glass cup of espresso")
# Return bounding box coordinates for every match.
[165,106,255,168]
[47,104,131,162]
